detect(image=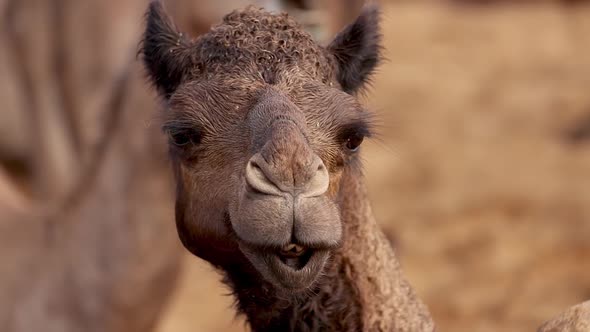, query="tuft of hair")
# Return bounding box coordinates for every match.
[140,1,194,98]
[328,4,382,95]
